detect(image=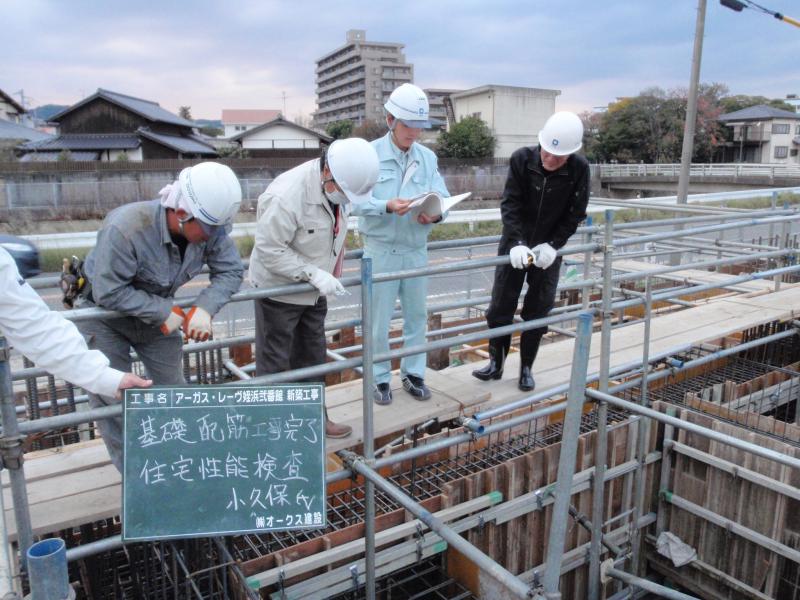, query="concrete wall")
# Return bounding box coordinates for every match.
[0,160,512,219]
